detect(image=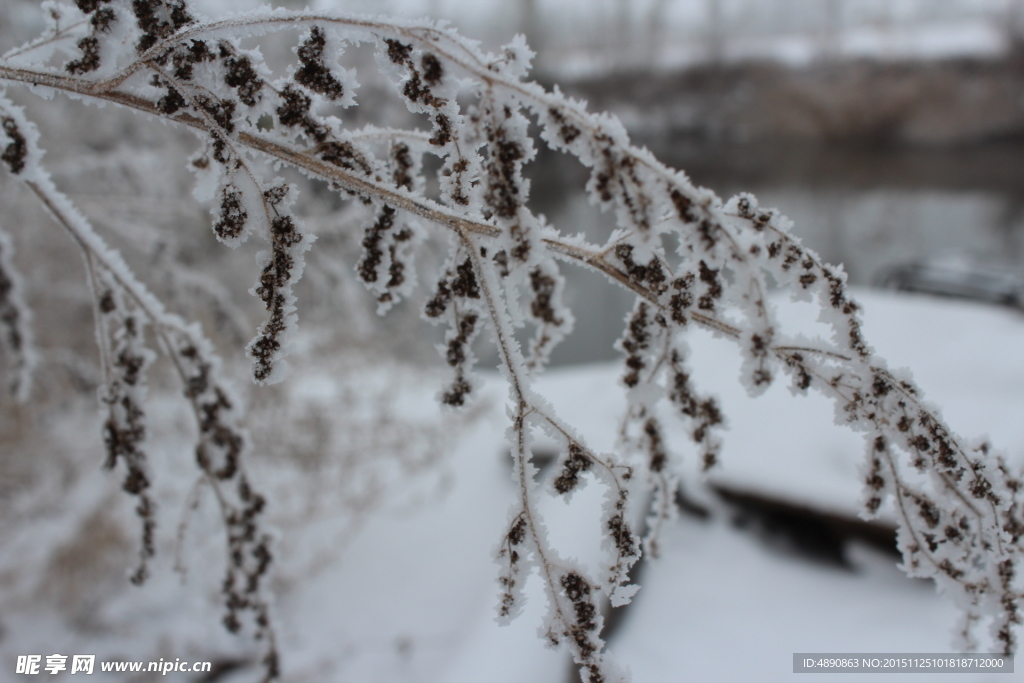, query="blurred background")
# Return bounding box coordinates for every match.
[185,0,1024,365]
[377,0,1024,365]
[5,0,1024,363]
[2,1,1024,681]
